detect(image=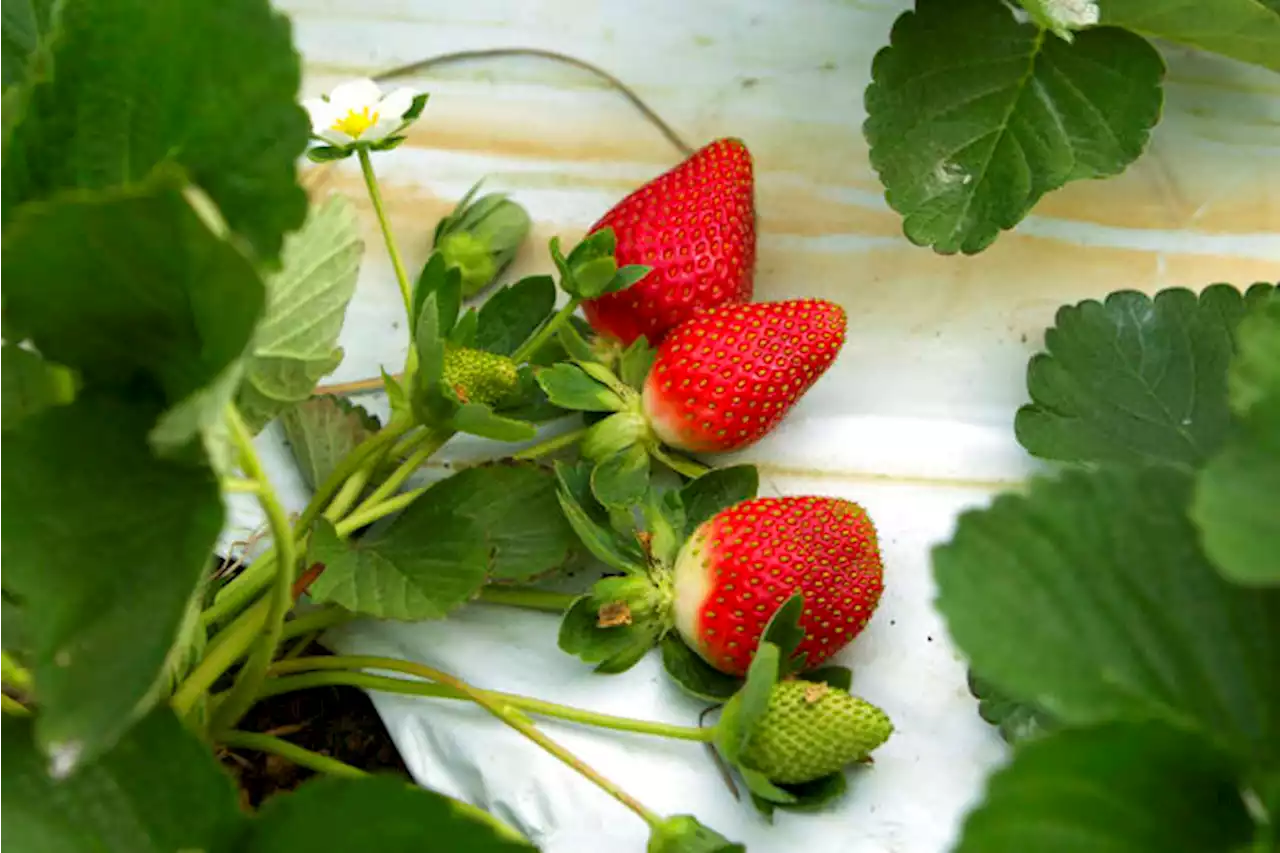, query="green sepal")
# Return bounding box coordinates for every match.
[643,487,686,566]
[620,336,657,389]
[751,772,849,821]
[803,665,854,693]
[411,252,462,338]
[590,444,650,508]
[557,590,661,674]
[450,308,478,346]
[581,410,651,460]
[557,321,598,363]
[367,134,406,152]
[714,641,782,766]
[306,145,351,163]
[660,634,742,702]
[402,92,429,122]
[739,766,797,805]
[761,593,806,675]
[554,461,646,574]
[679,465,759,537]
[434,187,531,297]
[535,363,624,412]
[449,403,537,443]
[647,815,745,853]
